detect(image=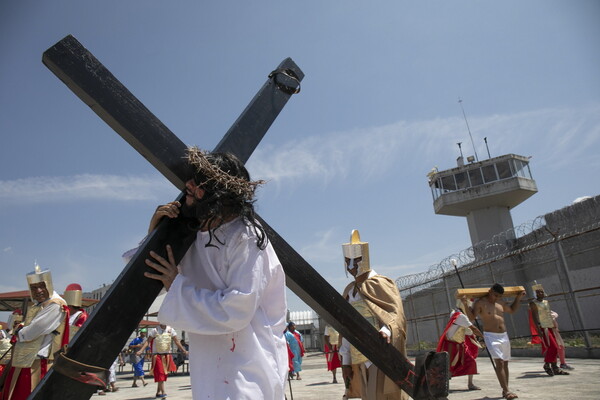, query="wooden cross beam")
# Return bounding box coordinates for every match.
[32,35,448,399]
